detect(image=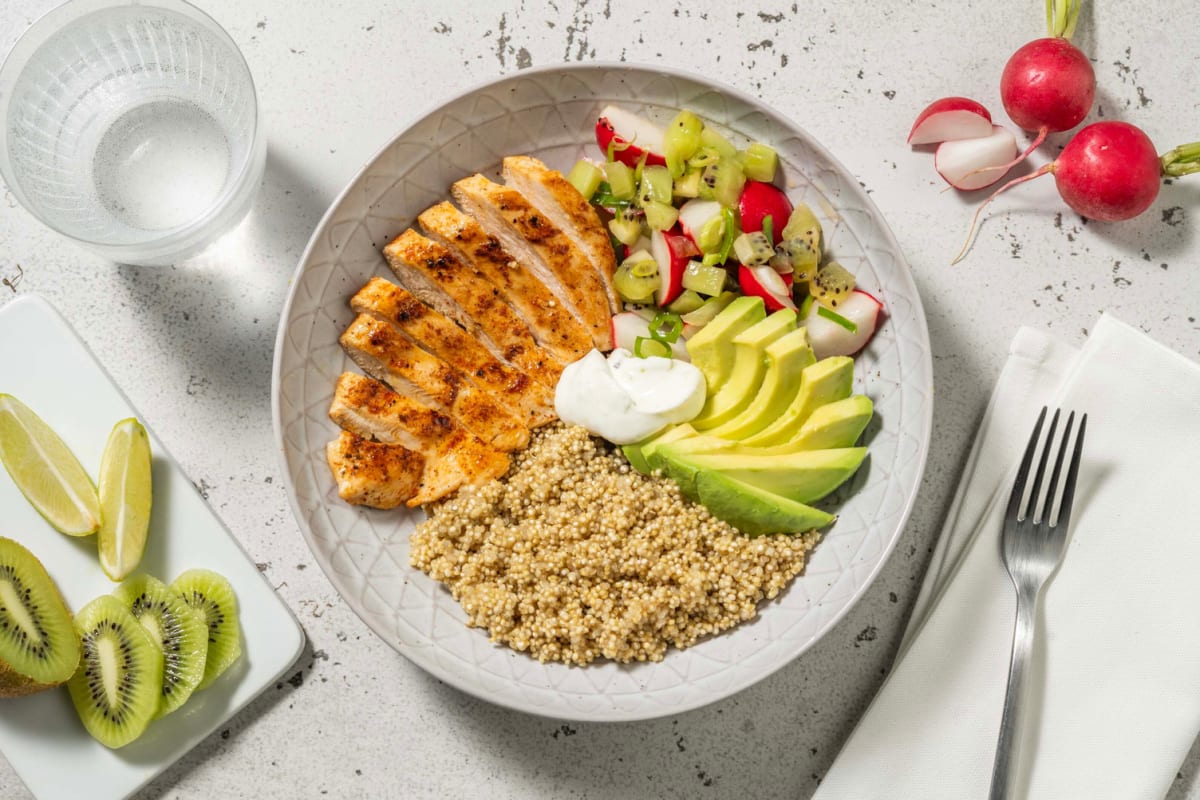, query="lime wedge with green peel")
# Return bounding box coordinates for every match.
[97,418,153,581]
[0,394,101,536]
